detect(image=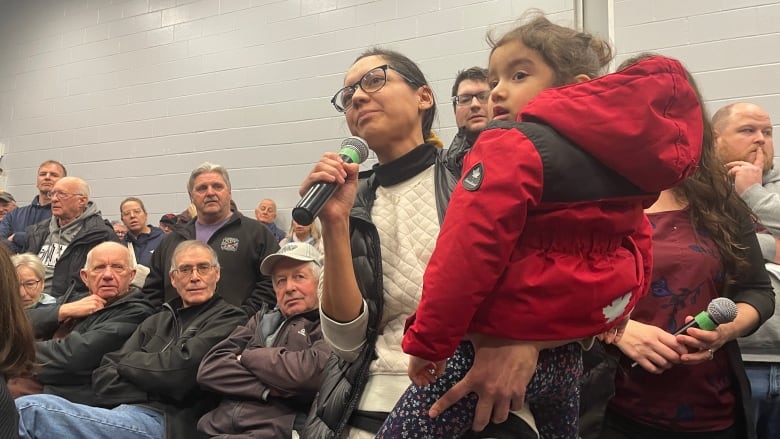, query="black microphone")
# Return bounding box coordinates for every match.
[672,297,738,335]
[292,136,369,226]
[631,297,737,368]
